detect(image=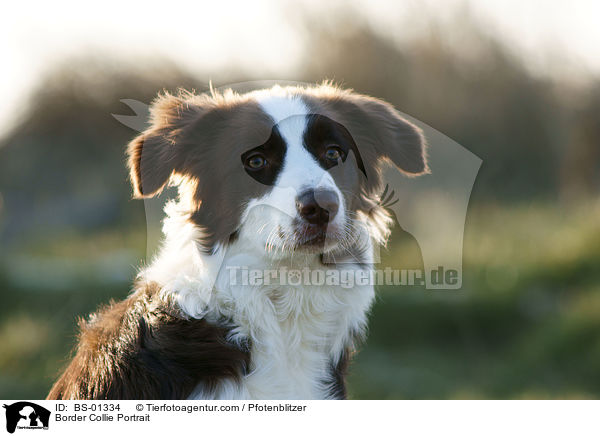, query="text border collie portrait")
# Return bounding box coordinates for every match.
[46,83,430,400]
